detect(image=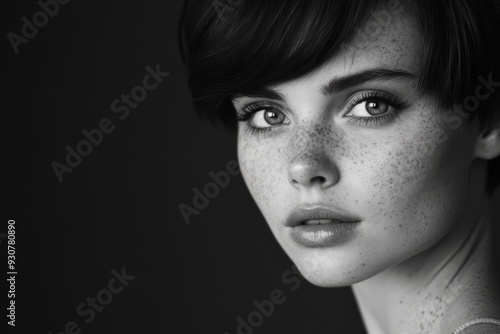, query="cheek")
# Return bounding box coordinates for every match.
[237,103,474,277]
[237,130,285,211]
[348,104,473,254]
